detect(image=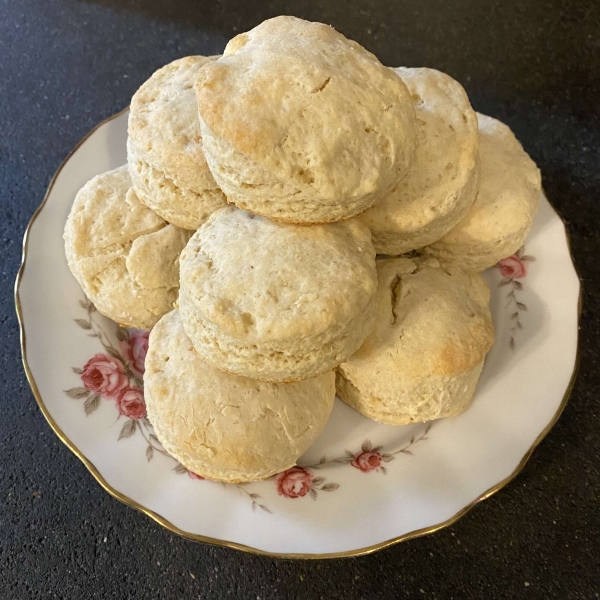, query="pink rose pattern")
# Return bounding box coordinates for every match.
[69,297,275,512]
[119,329,149,378]
[276,466,339,500]
[81,353,129,398]
[279,425,433,501]
[116,387,147,419]
[66,297,437,512]
[497,247,535,349]
[352,450,383,473]
[65,297,168,461]
[498,255,527,279]
[276,467,313,498]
